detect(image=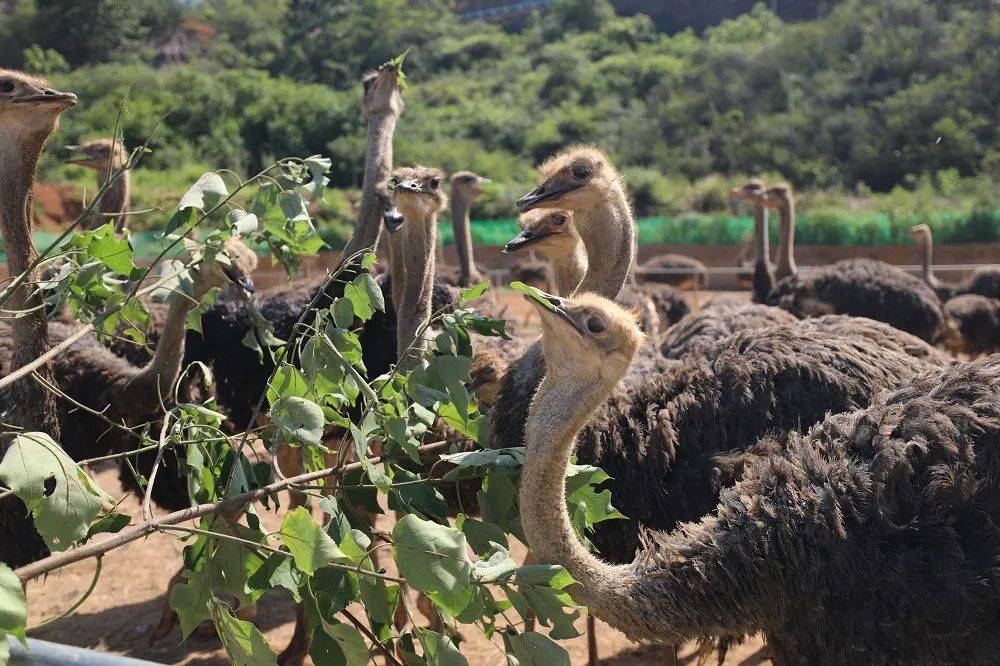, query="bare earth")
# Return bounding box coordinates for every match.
[25,289,767,665]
